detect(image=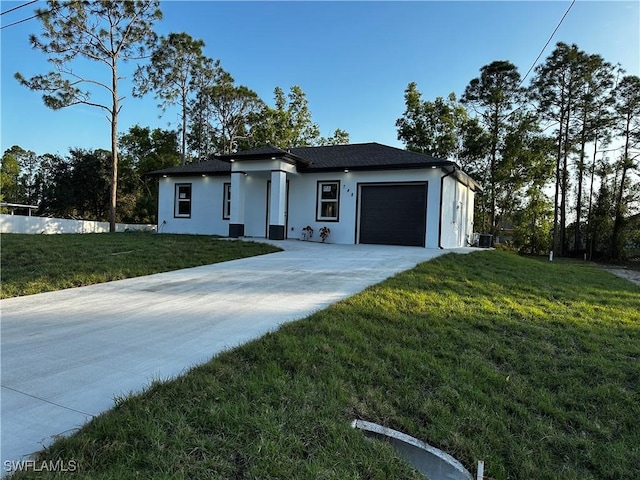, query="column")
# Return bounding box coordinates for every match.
[268,170,287,240]
[229,171,246,237]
